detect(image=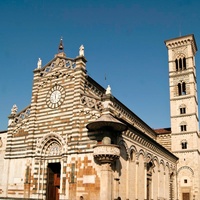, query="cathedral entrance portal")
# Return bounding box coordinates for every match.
[46,162,61,200]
